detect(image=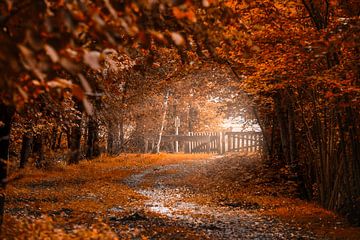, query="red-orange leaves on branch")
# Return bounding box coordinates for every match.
[0,0,209,109]
[46,77,93,115]
[172,7,197,22]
